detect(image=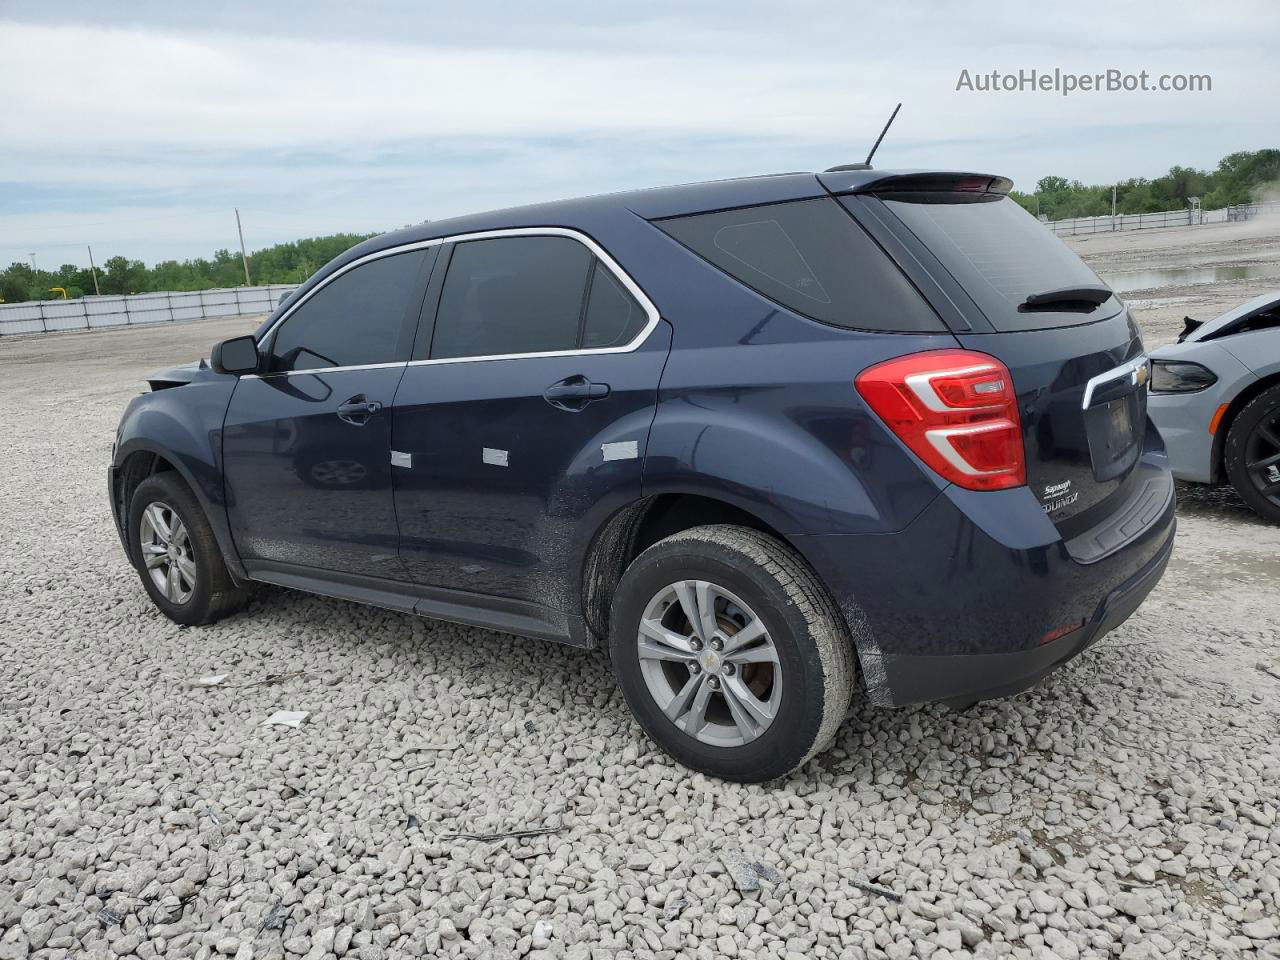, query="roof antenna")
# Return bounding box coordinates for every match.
[865,102,902,166]
[825,103,902,172]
